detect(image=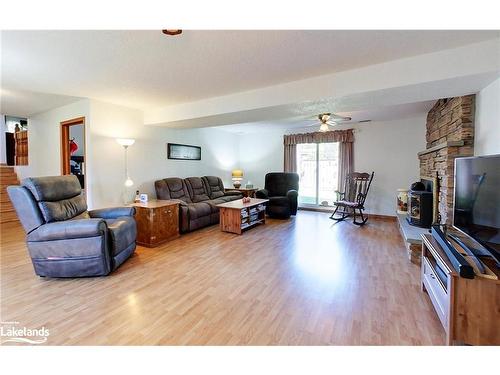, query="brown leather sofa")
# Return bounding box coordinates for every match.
[155,176,243,233]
